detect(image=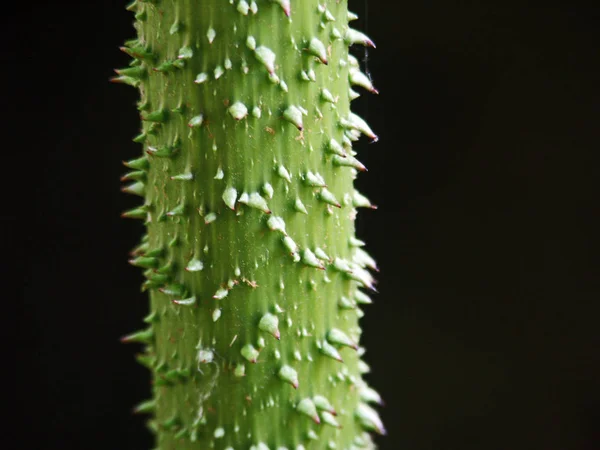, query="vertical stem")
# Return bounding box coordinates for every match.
[120,1,383,448]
